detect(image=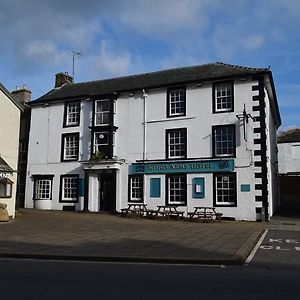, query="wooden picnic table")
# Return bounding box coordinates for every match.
[153,205,184,220]
[187,207,223,222]
[121,203,150,218]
